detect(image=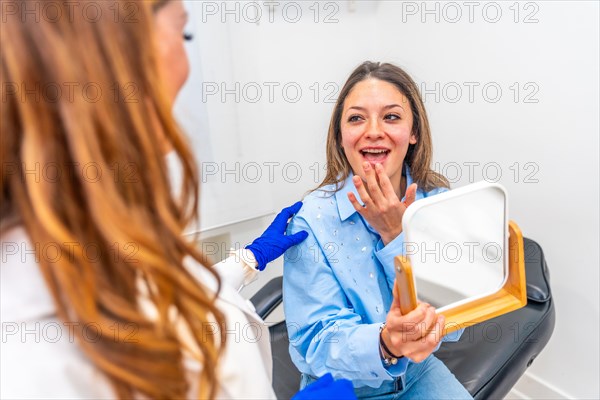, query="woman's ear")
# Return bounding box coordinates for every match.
[409,133,418,145]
